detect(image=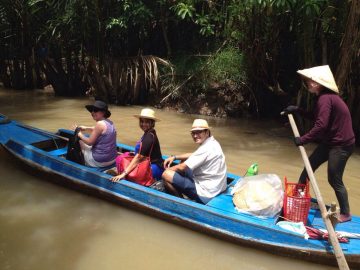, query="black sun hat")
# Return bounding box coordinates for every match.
[85,100,111,118]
